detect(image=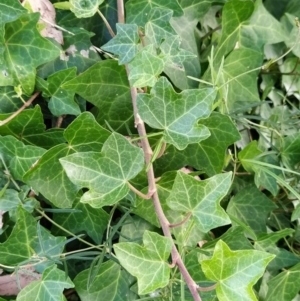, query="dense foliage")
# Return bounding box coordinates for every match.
[1,0,300,300]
